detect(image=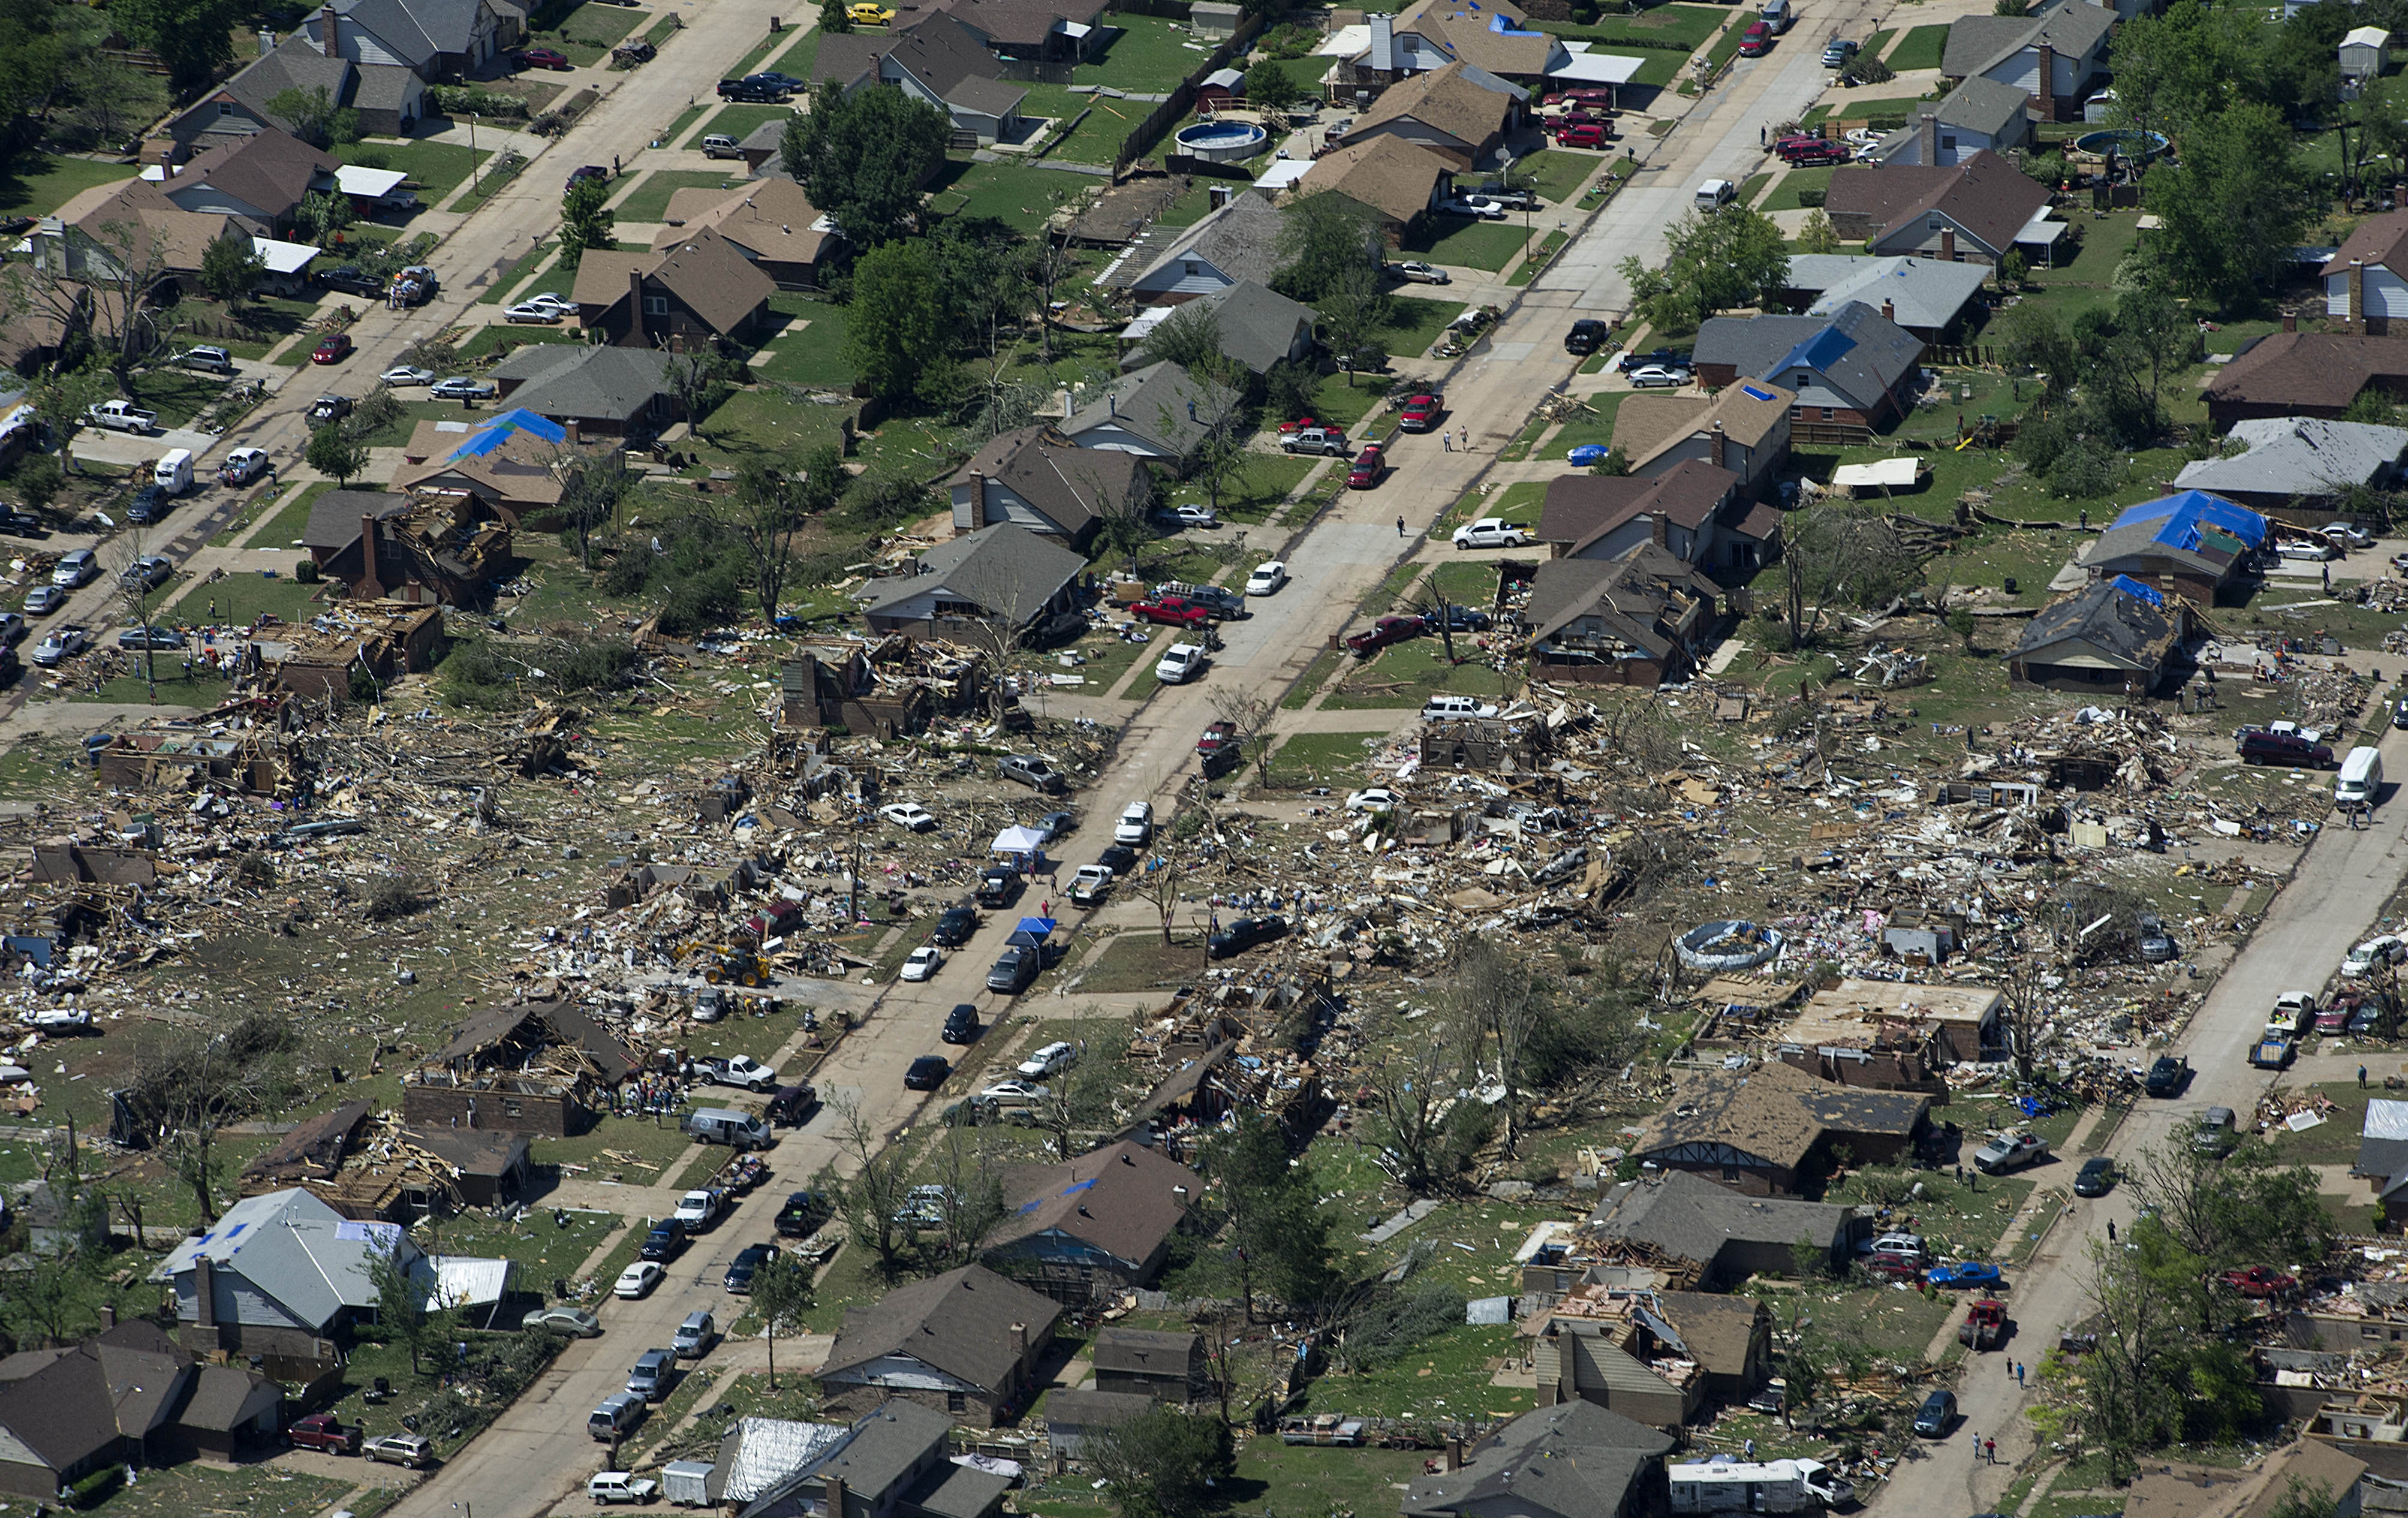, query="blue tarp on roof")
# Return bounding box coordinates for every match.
[443,408,567,463]
[1770,324,1858,378]
[1487,10,1546,34]
[2108,489,2268,548]
[2109,574,2165,608]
